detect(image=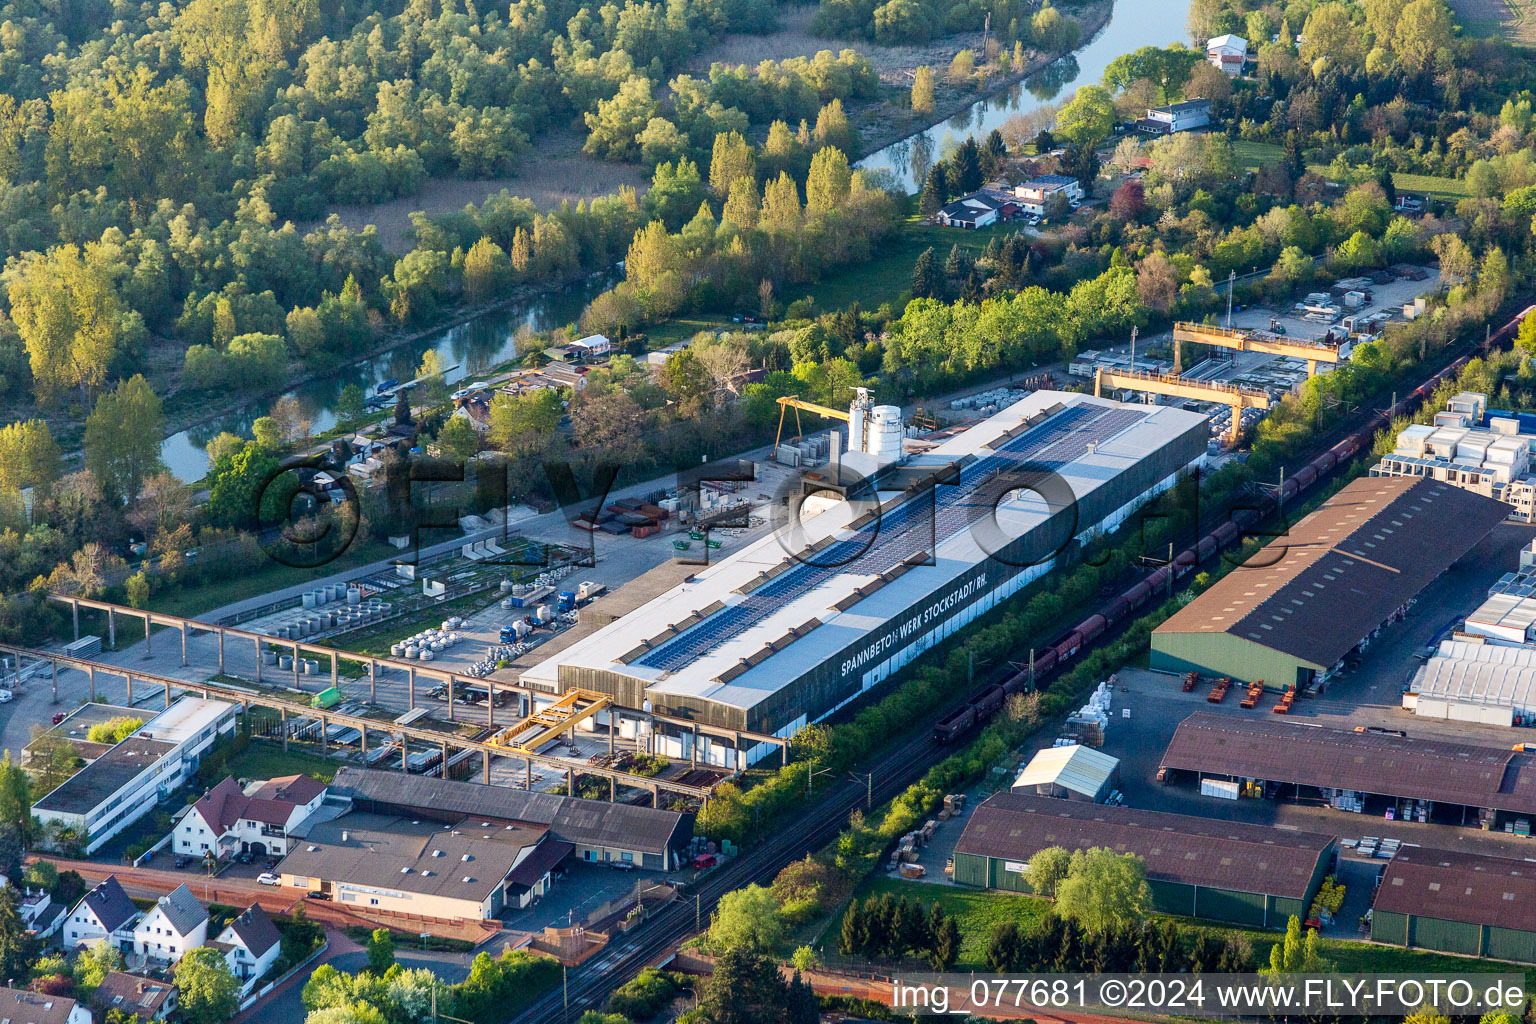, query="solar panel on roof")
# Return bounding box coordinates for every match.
[633,404,1146,671]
